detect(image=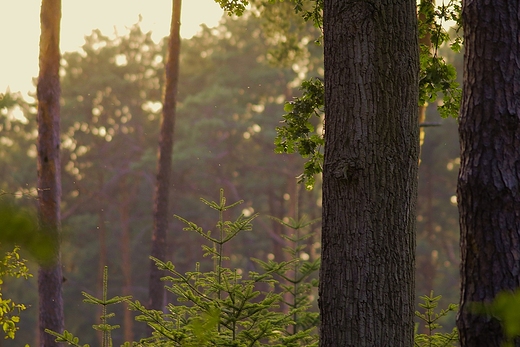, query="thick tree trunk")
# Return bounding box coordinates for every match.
[457,1,520,346]
[320,1,419,346]
[149,0,182,312]
[36,0,64,345]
